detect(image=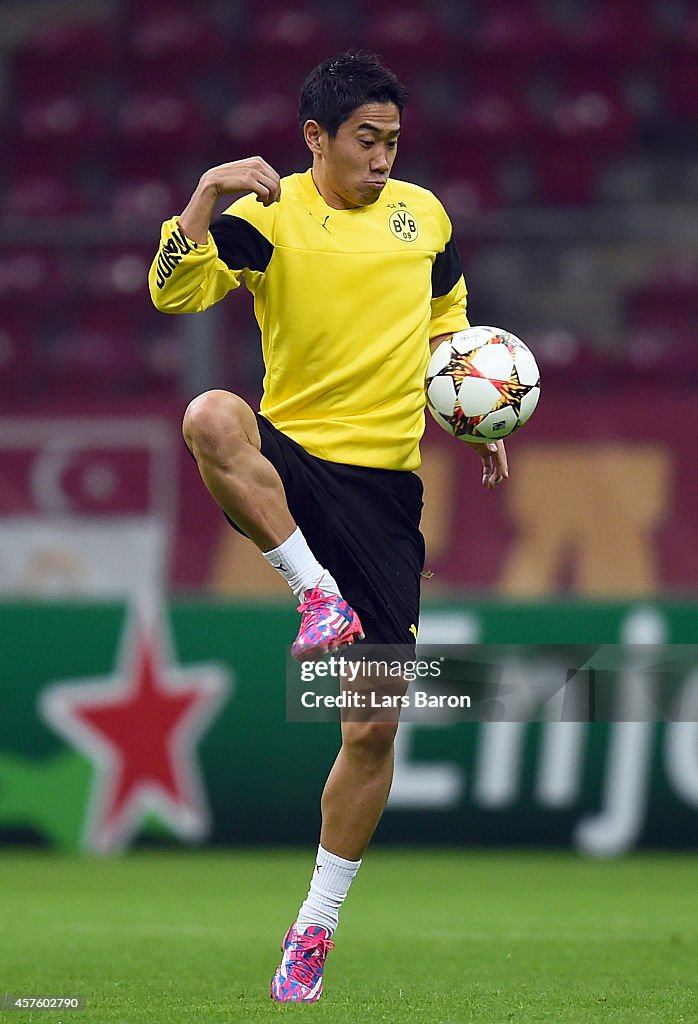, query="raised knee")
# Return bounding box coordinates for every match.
[182,390,254,456]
